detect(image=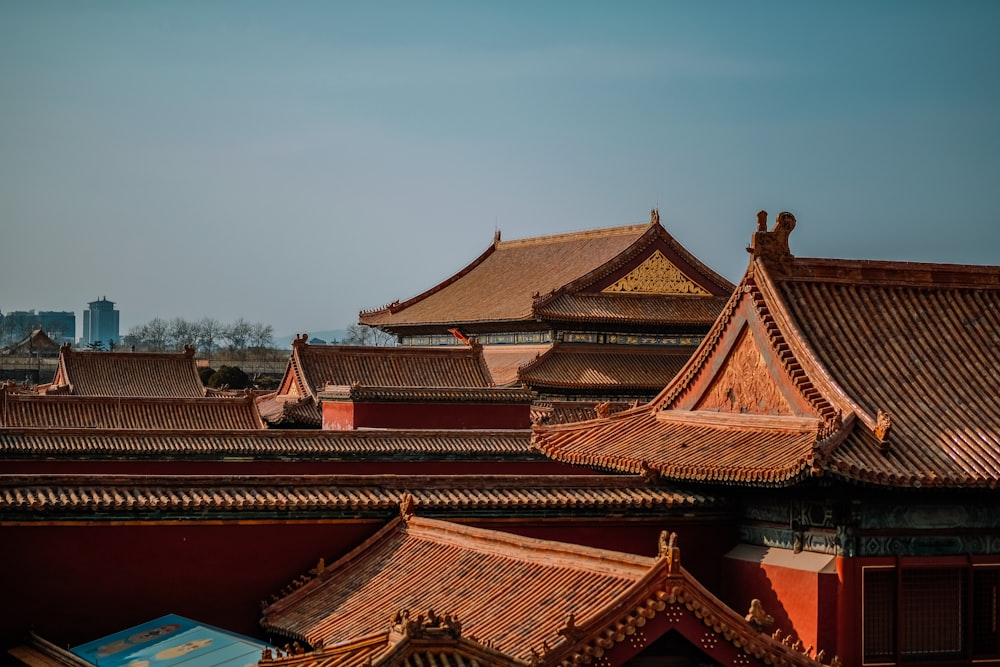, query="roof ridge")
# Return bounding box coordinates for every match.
[497,223,650,249]
[783,256,1000,288]
[403,515,655,574]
